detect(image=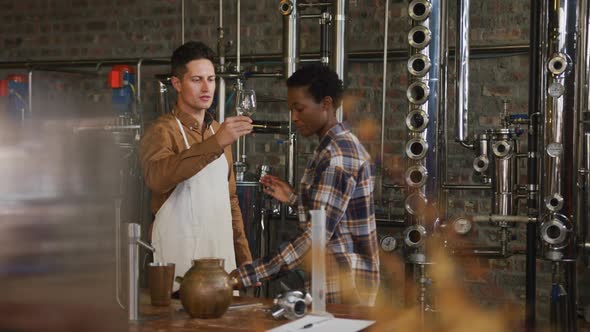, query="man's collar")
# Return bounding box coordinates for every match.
[172,107,214,131]
[316,122,348,153]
